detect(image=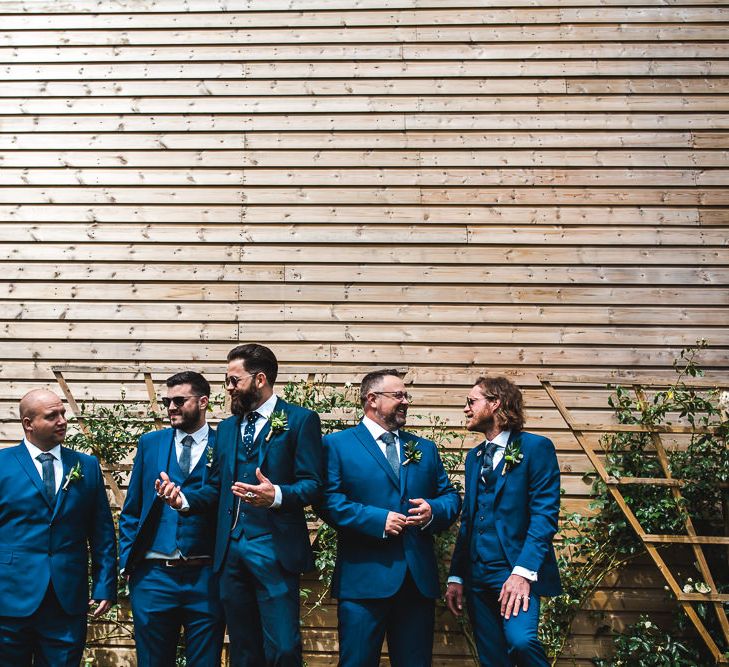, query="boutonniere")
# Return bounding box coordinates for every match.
[62,462,84,491]
[501,439,524,476]
[265,410,288,442]
[205,445,214,468]
[402,440,422,466]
